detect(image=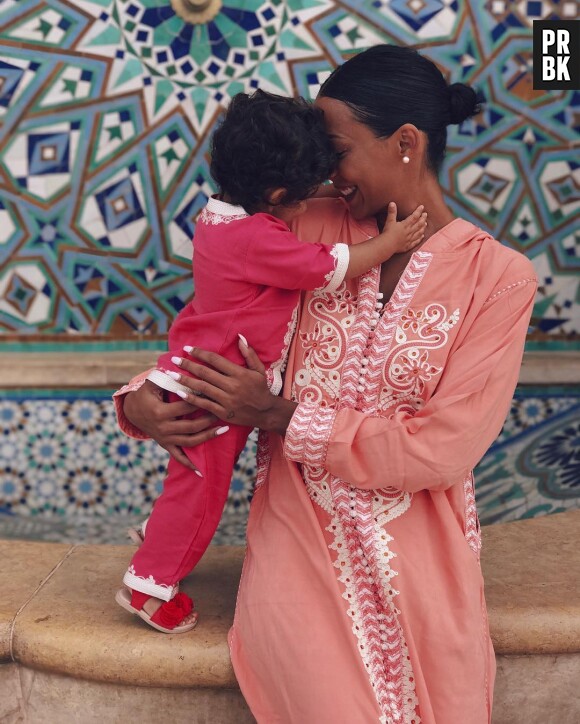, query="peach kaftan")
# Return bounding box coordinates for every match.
[227,198,537,724]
